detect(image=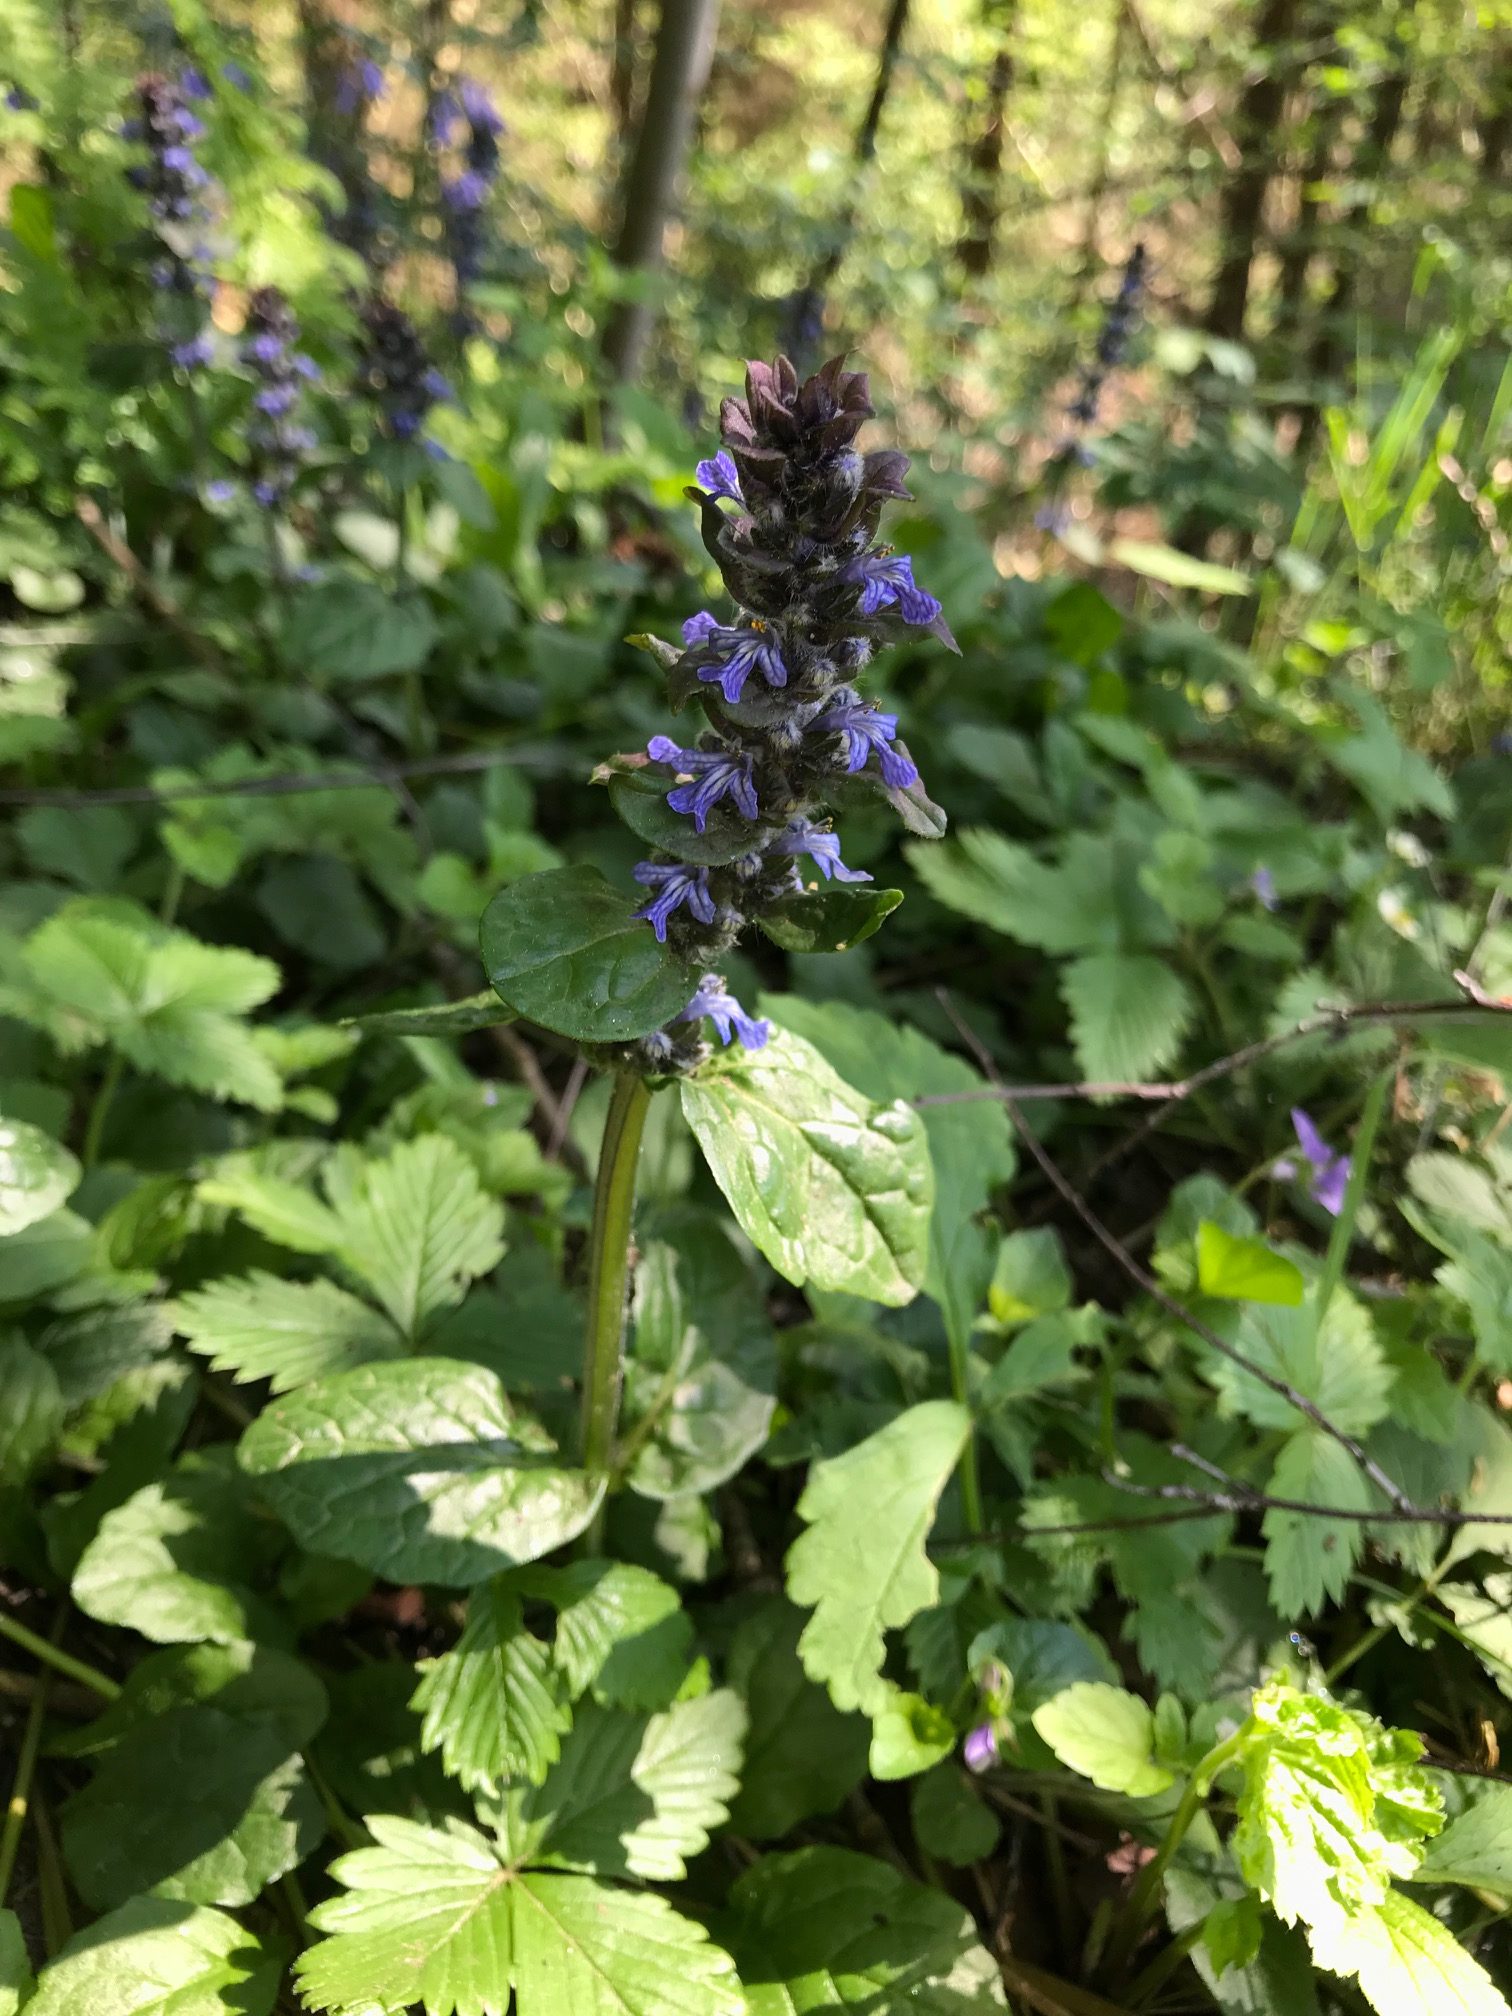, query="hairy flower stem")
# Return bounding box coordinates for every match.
[1103,1727,1246,1985]
[579,1071,653,1543]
